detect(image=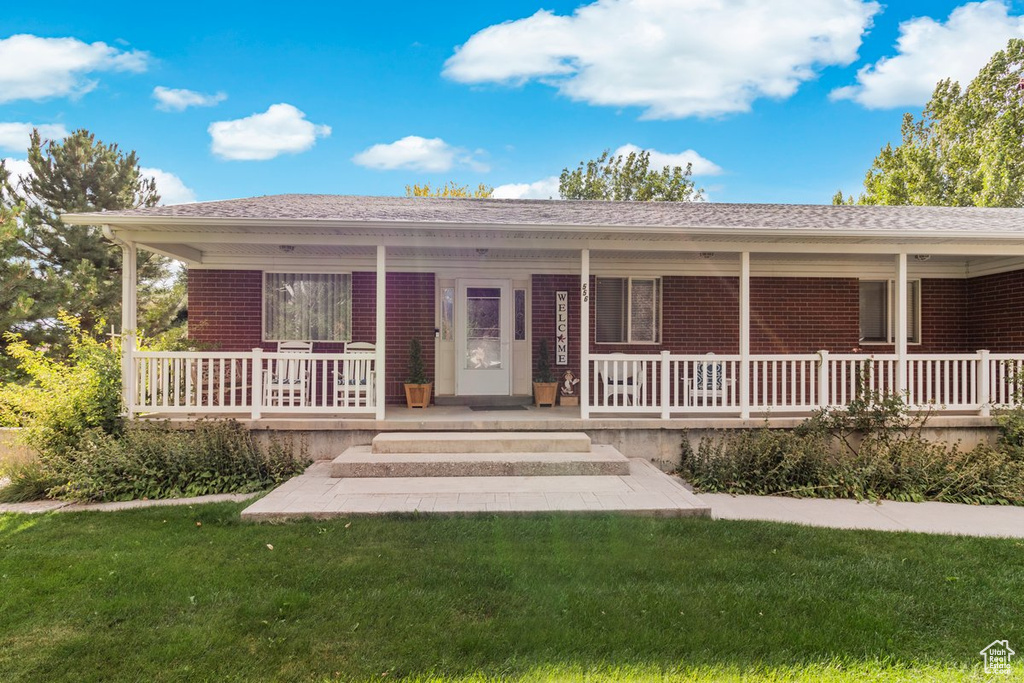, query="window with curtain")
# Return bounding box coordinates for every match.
[859,279,920,344]
[596,277,661,343]
[264,273,352,341]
